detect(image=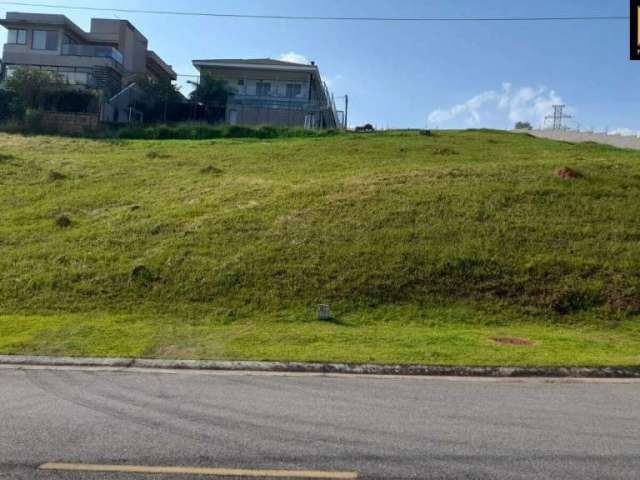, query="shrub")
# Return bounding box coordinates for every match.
[23,109,46,133]
[0,89,25,122]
